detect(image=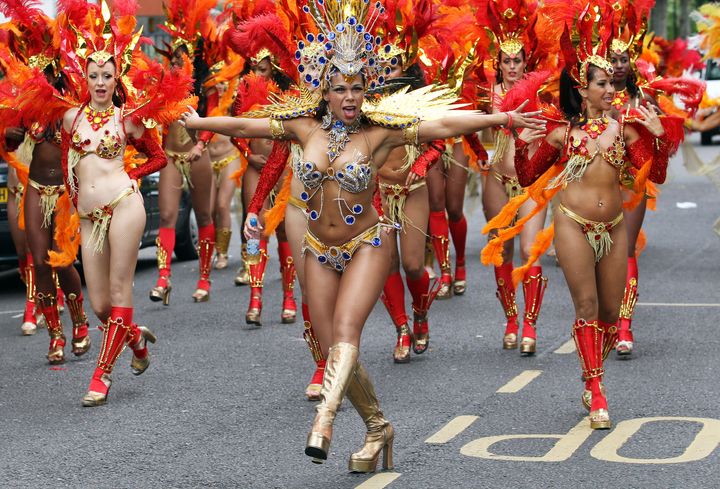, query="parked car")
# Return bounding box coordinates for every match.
[701,59,720,145]
[0,160,197,272]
